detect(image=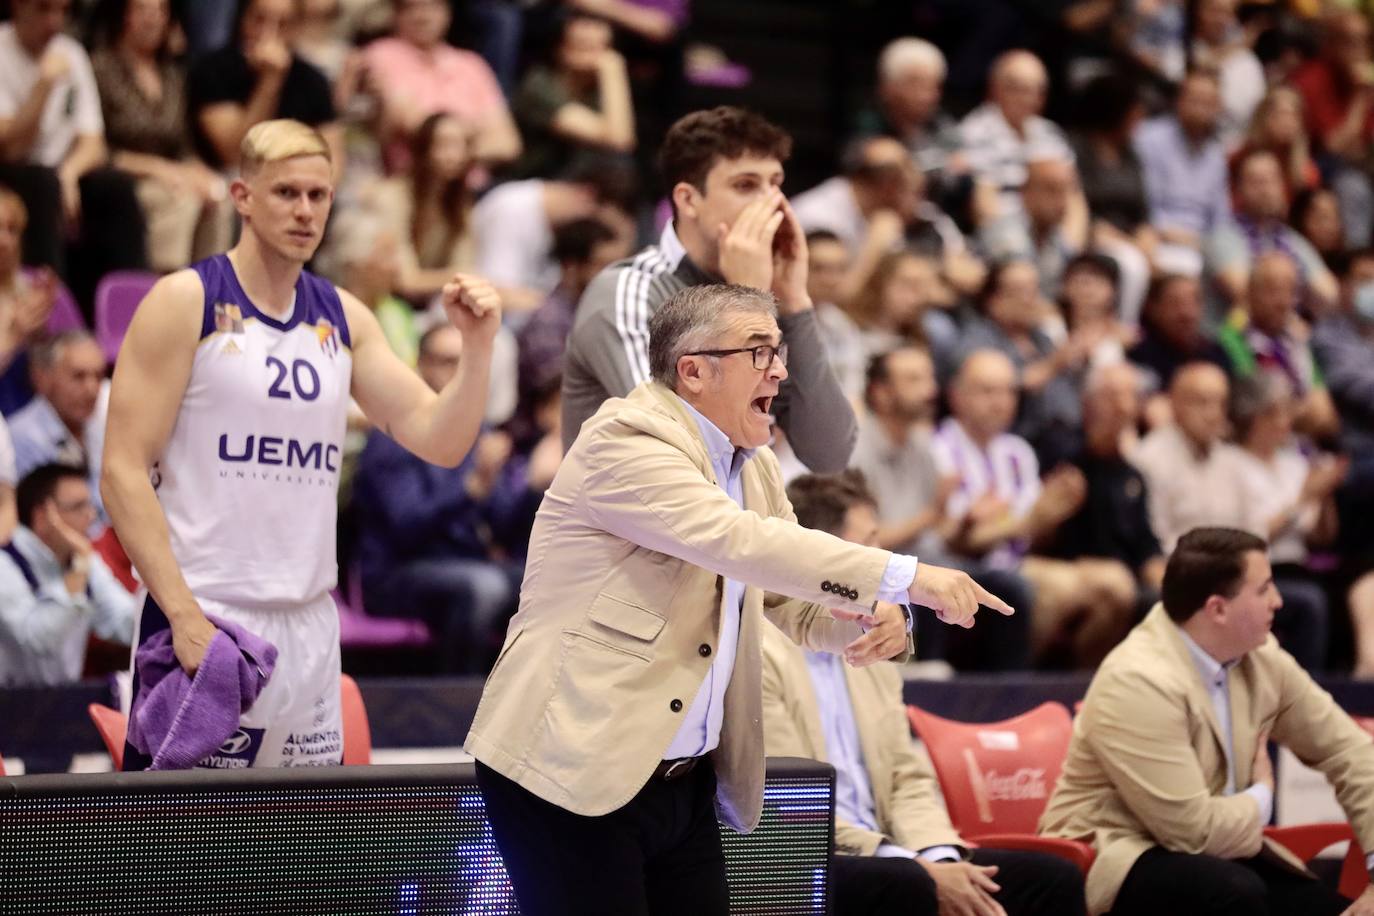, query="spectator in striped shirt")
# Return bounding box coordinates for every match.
[934,349,1138,667]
